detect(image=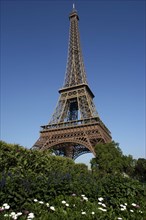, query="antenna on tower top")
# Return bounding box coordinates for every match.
[73,3,75,11]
